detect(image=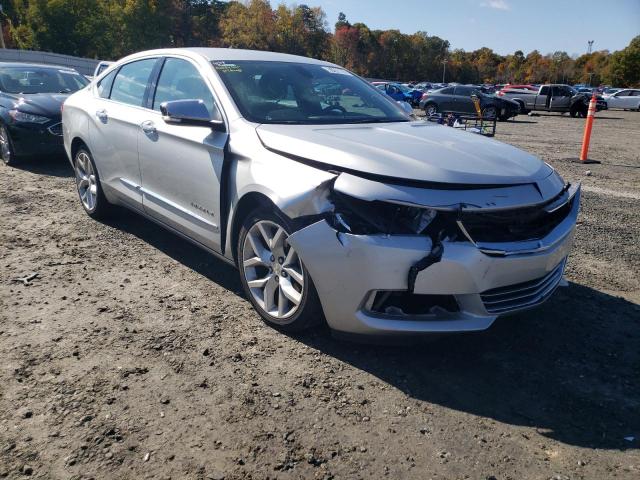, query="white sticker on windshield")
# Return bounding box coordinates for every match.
[322,66,351,76]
